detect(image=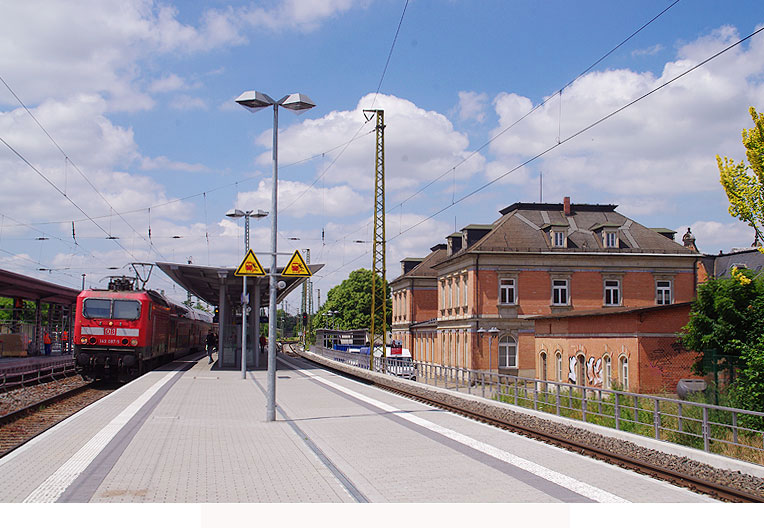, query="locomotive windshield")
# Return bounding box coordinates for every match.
[83,298,110,319]
[82,298,141,320]
[113,300,140,320]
